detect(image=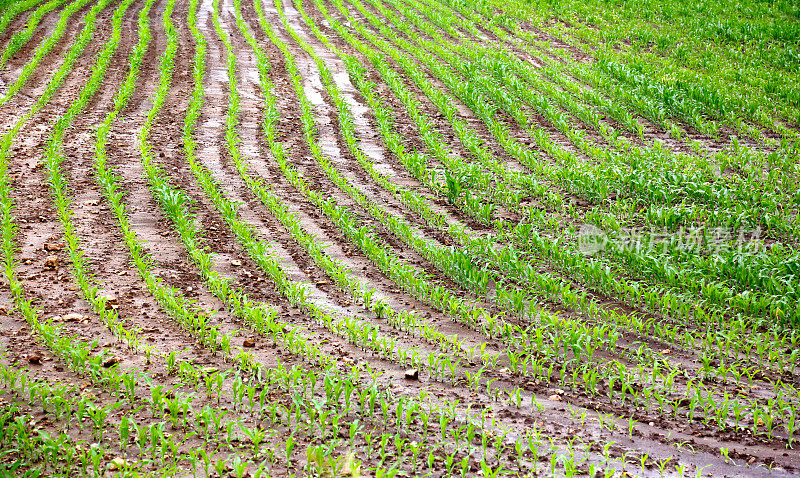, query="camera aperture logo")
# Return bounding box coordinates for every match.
[578,224,608,256]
